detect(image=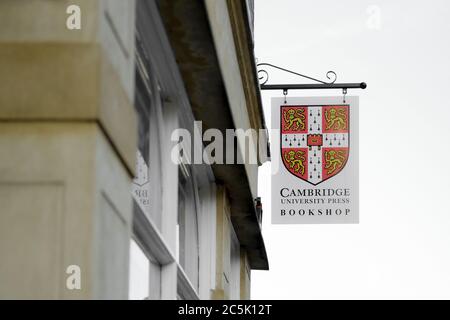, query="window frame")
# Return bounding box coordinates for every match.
[132,0,217,300]
[229,221,241,300]
[177,163,203,293]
